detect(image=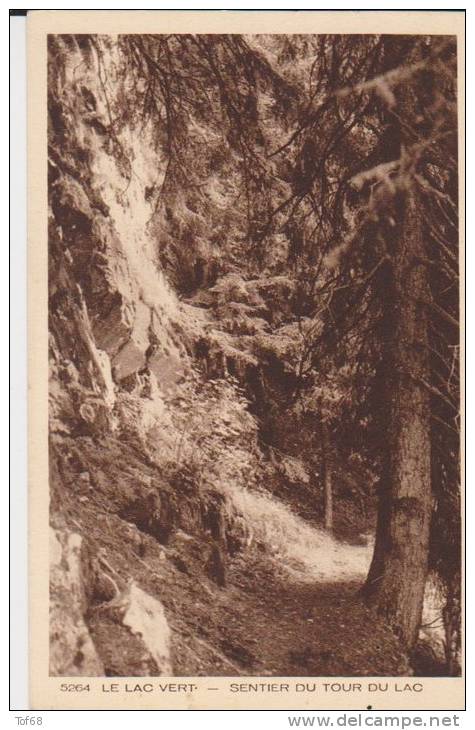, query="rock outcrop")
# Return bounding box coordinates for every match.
[50,528,104,676]
[50,525,174,677]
